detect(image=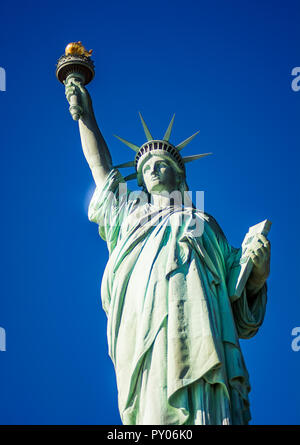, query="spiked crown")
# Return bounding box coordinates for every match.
[114,113,212,185]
